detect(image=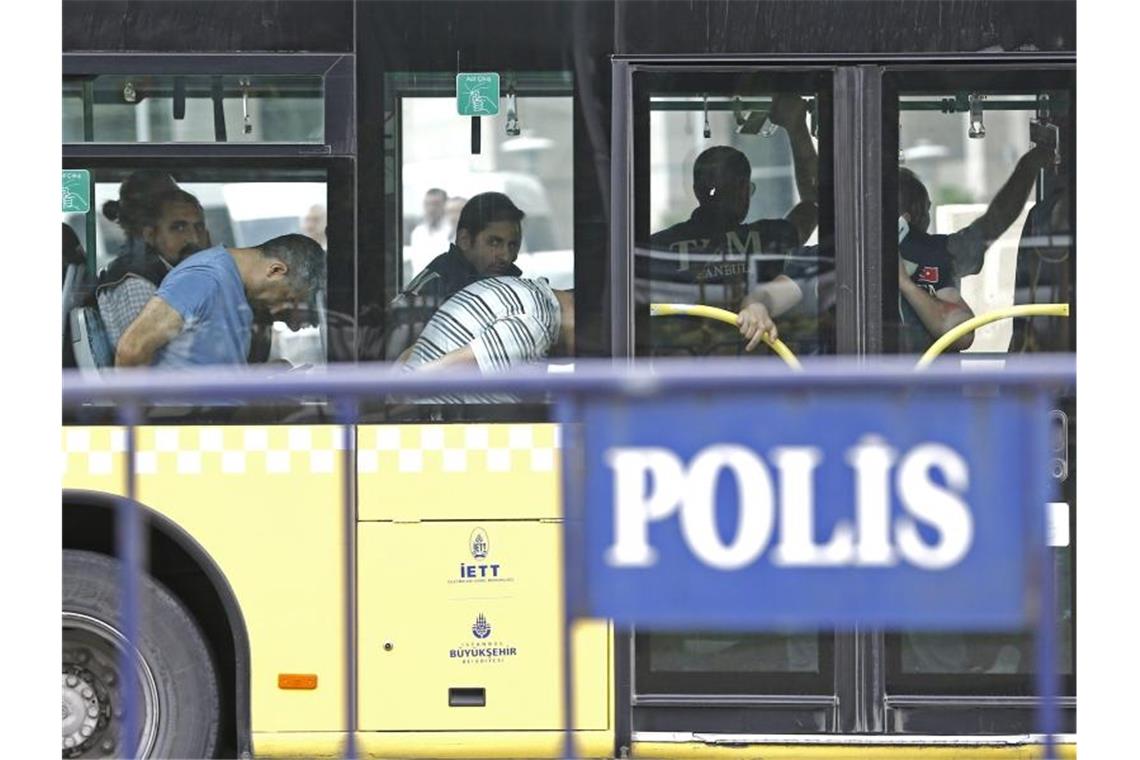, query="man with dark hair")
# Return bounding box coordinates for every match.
[645,94,819,355]
[97,186,212,349]
[115,233,325,368]
[896,144,1054,352]
[386,191,526,359]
